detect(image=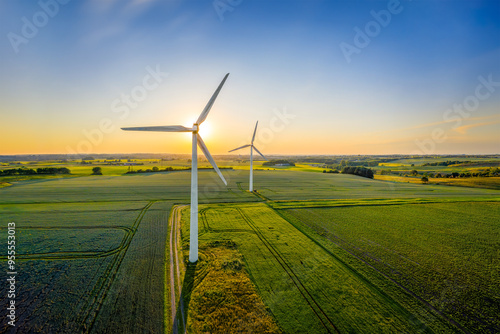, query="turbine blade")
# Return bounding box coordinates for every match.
[253,146,268,160]
[121,125,193,132]
[197,134,227,185]
[251,121,258,144]
[196,73,230,125]
[228,144,251,152]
